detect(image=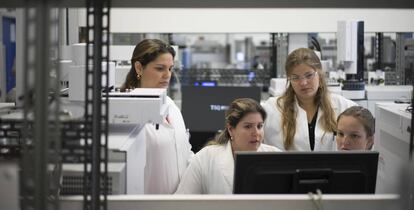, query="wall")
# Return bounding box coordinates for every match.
[92,8,414,33]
